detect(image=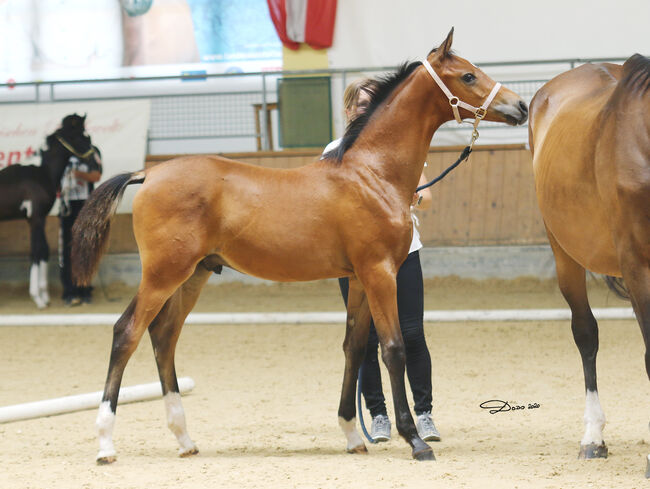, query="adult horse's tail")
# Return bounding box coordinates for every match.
[72,171,145,286]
